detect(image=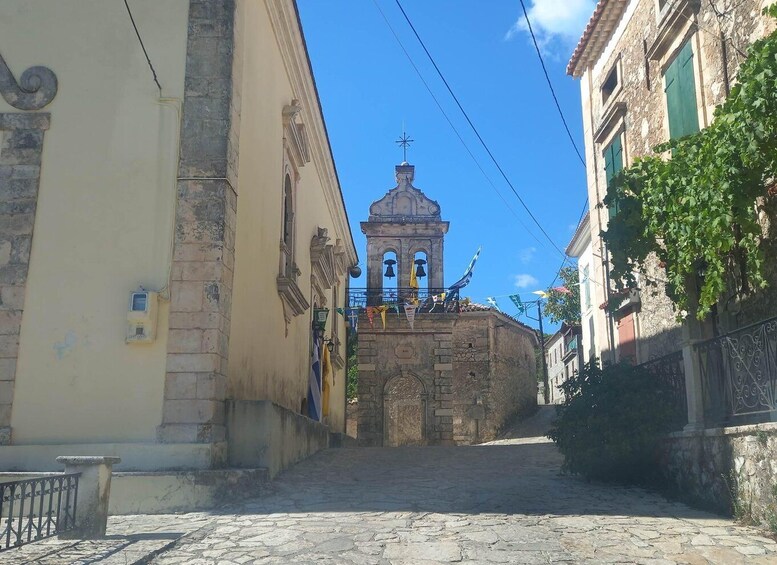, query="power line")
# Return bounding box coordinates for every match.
[370,0,552,253]
[517,0,587,168]
[393,0,568,258]
[123,0,162,95]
